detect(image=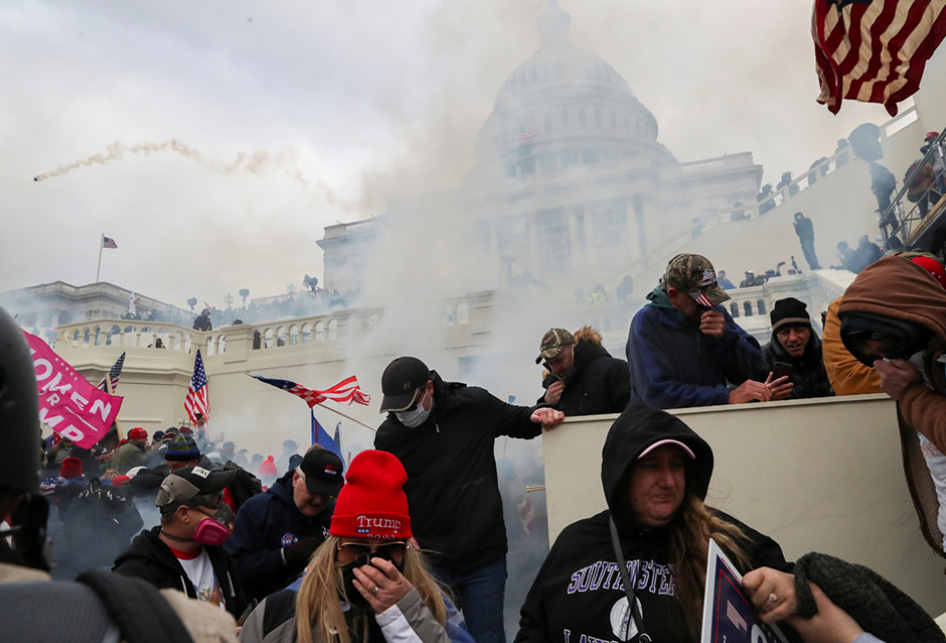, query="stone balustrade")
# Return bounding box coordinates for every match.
[58,320,201,353]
